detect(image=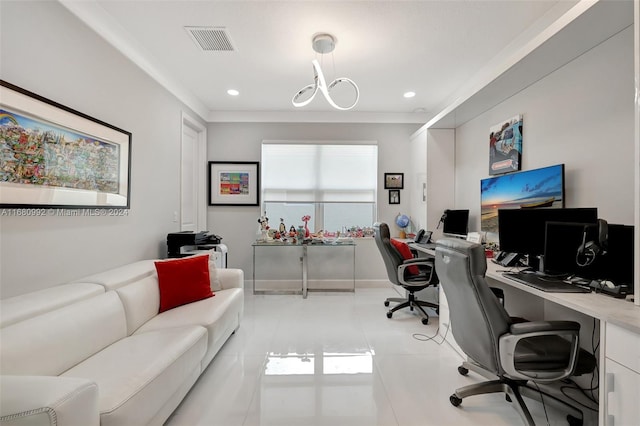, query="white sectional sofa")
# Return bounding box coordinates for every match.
[0,258,244,426]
